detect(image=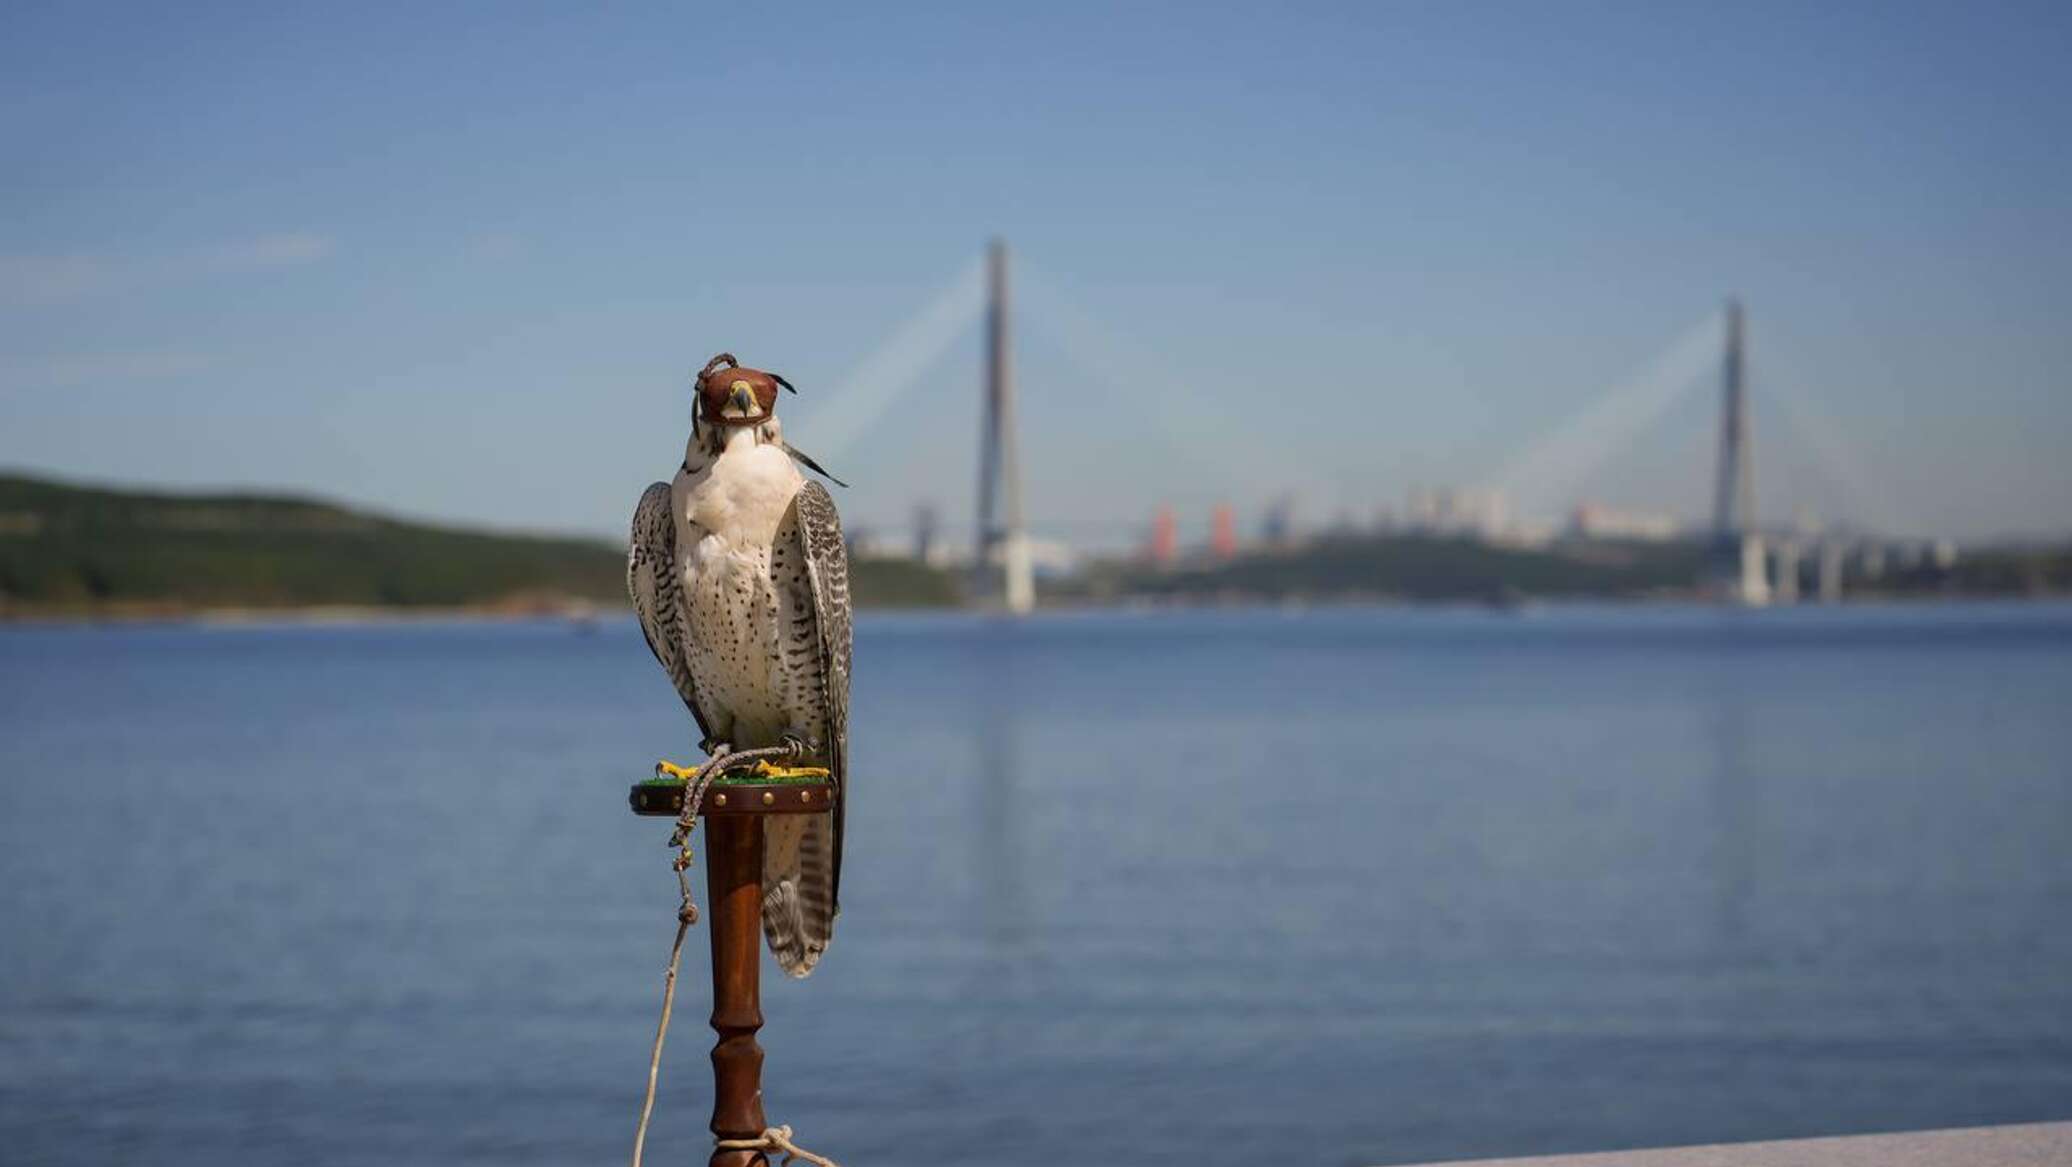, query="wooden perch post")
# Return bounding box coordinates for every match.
[705,812,767,1167]
[631,776,837,1167]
